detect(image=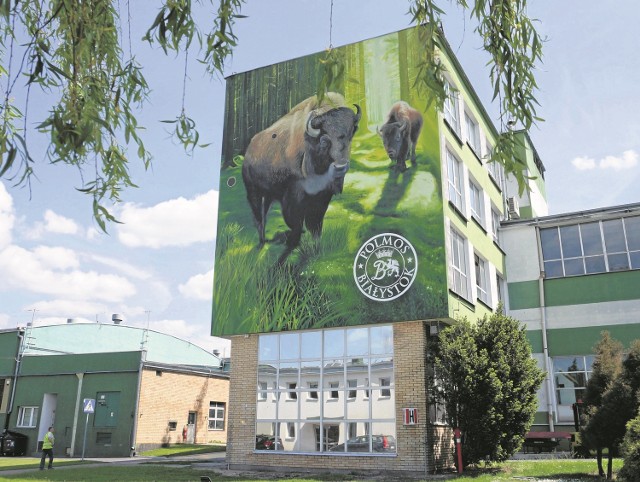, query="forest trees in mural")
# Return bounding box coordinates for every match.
[213,26,448,336]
